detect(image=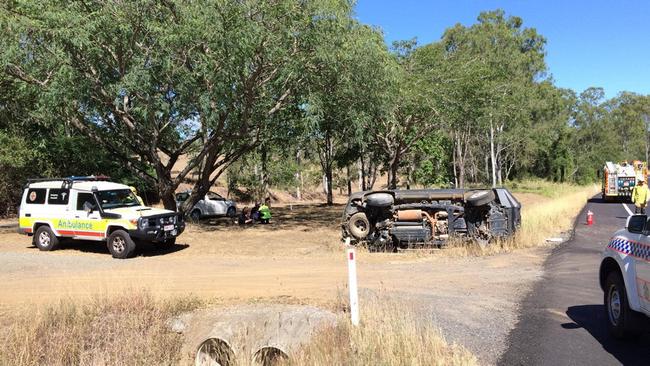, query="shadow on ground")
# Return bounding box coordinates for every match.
[563,305,650,365]
[28,240,190,257]
[195,204,344,232]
